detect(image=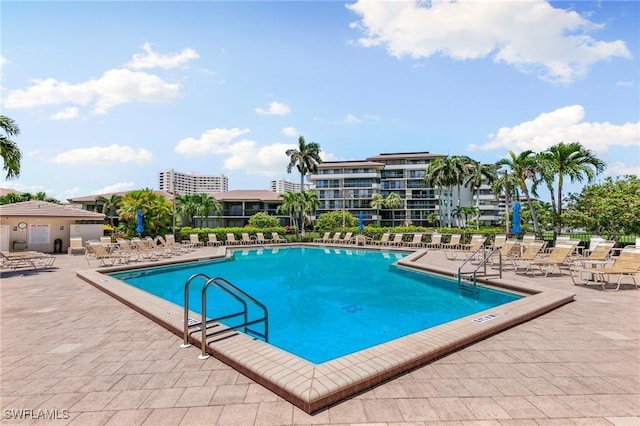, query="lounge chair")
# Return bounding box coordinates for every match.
[442,234,461,250]
[328,232,342,244]
[371,232,390,246]
[386,233,404,246]
[517,243,577,276]
[511,240,546,272]
[115,238,141,262]
[166,234,189,252]
[492,234,507,249]
[254,232,271,245]
[226,233,242,246]
[337,232,353,244]
[86,242,128,267]
[424,233,442,249]
[1,251,56,270]
[444,239,485,261]
[189,233,205,247]
[490,239,519,268]
[572,245,640,290]
[314,232,331,243]
[570,240,616,285]
[404,234,425,248]
[271,232,288,244]
[207,233,223,246]
[241,233,253,245]
[67,237,86,255]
